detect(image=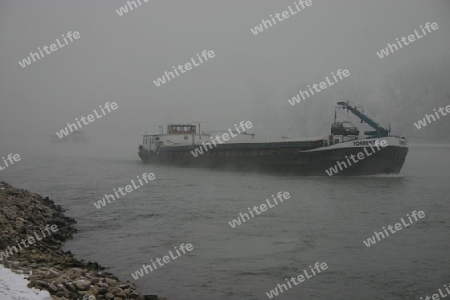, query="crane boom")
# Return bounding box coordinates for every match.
[337,101,389,137]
